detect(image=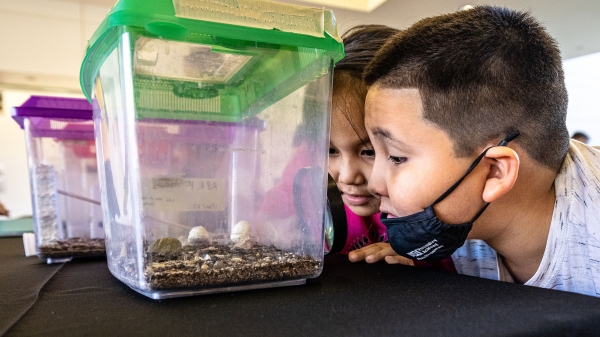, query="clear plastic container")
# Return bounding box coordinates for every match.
[12,96,104,264]
[80,0,343,299]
